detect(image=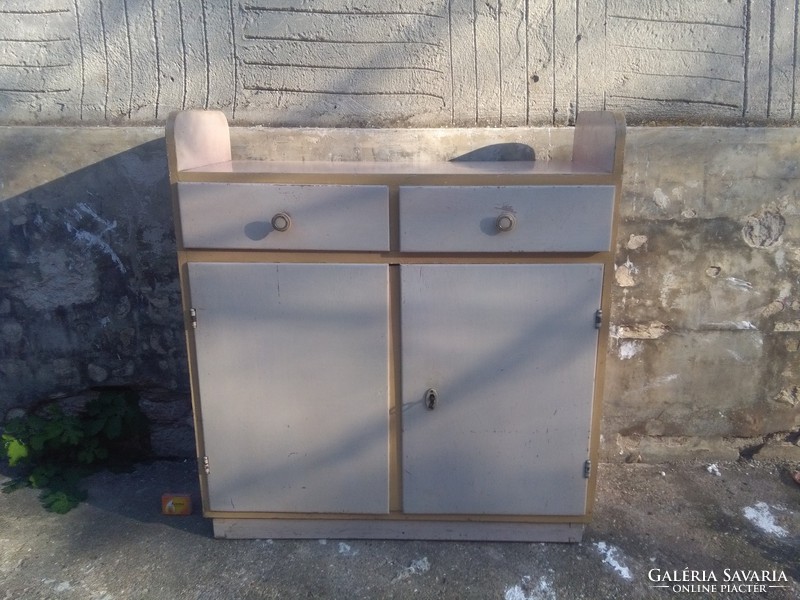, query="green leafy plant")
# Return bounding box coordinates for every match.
[1,388,150,513]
